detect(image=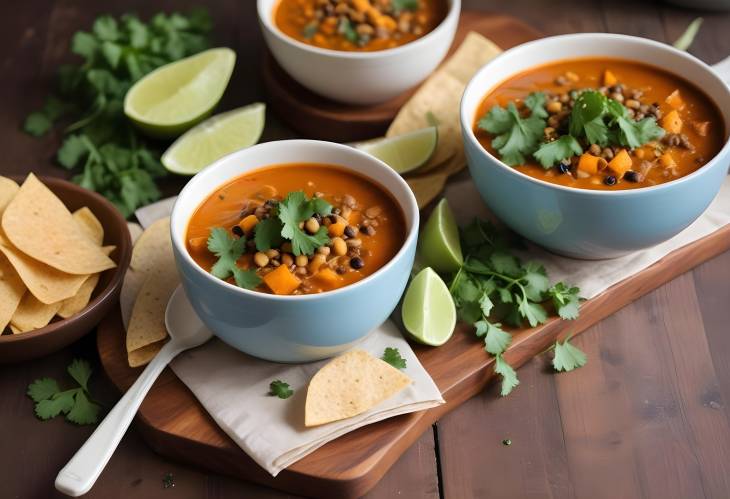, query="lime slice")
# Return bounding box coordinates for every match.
[124,48,236,138]
[402,267,456,346]
[161,103,266,175]
[418,198,463,274]
[357,126,438,174]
